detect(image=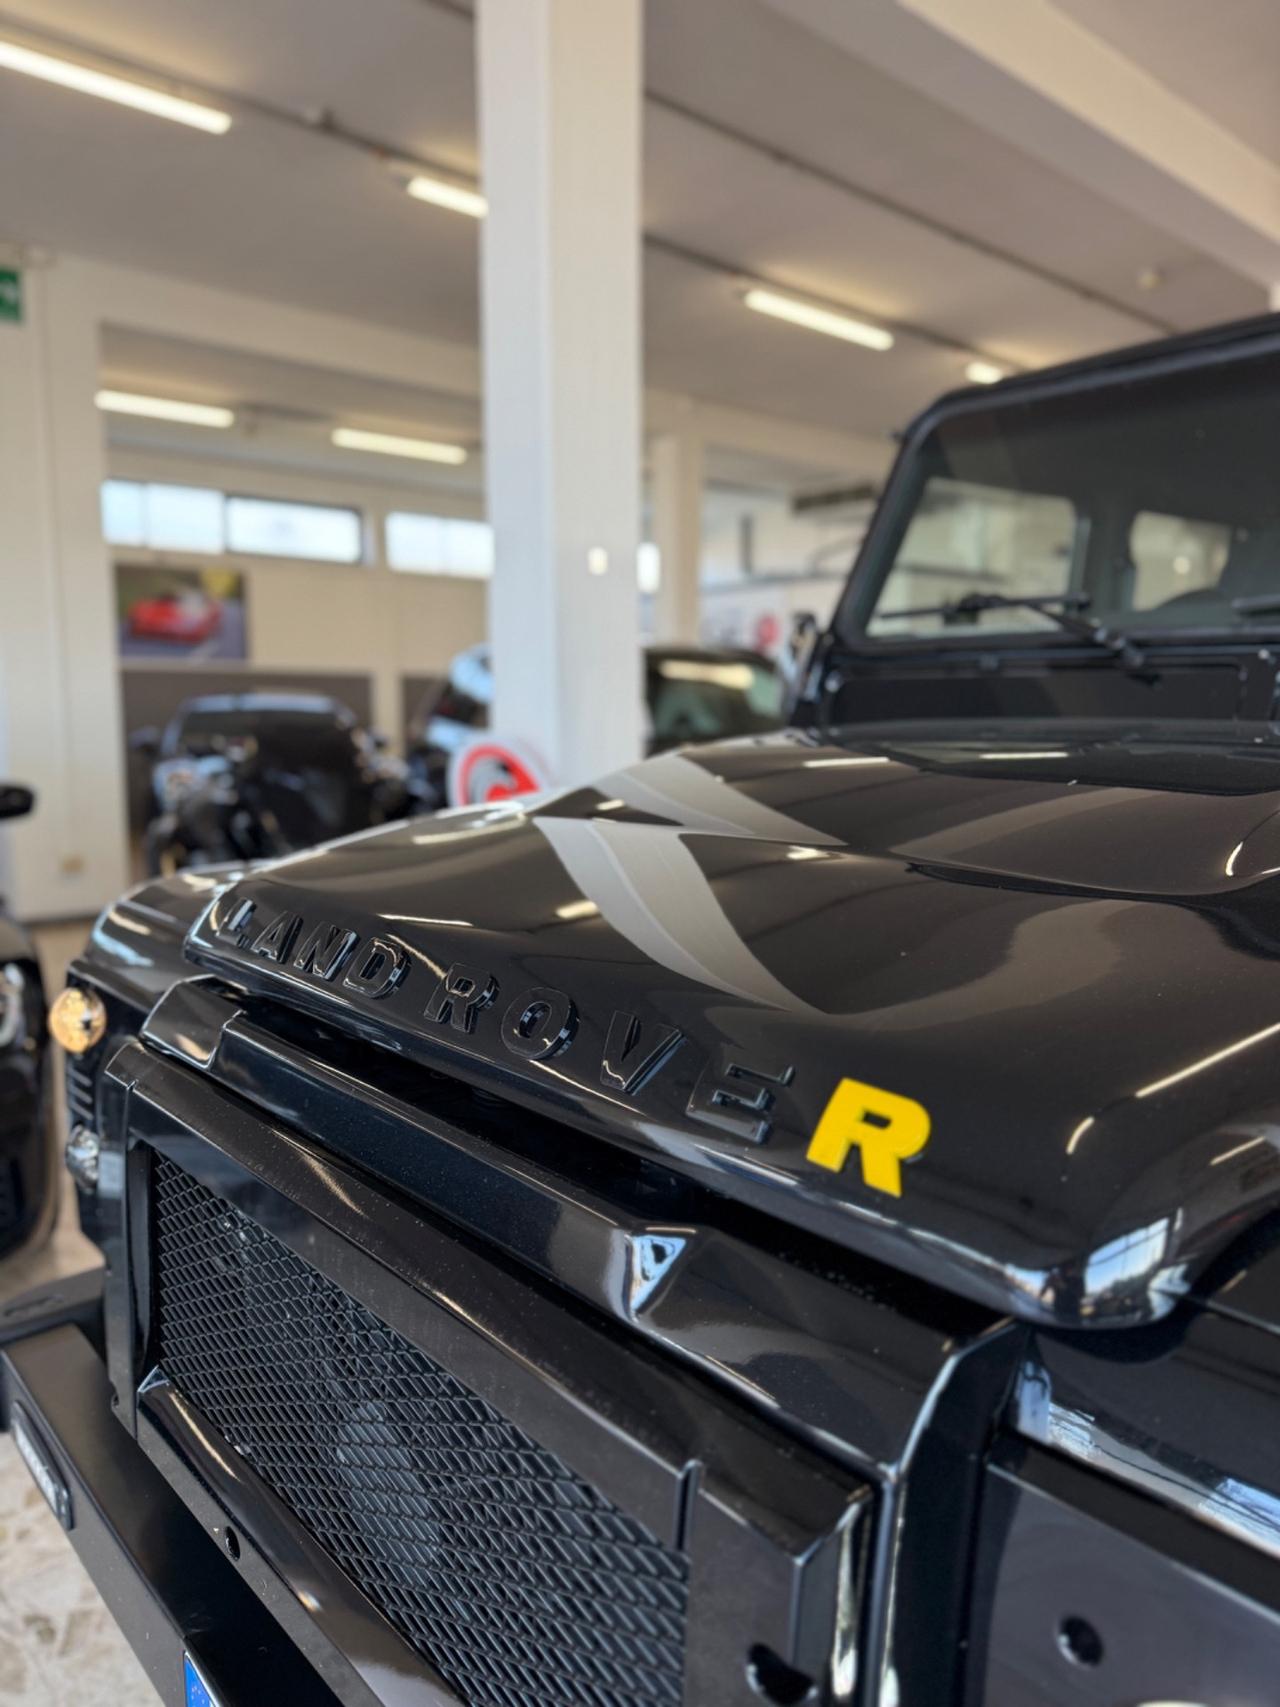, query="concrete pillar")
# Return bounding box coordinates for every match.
[477,0,644,783]
[0,256,127,920]
[651,427,705,645]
